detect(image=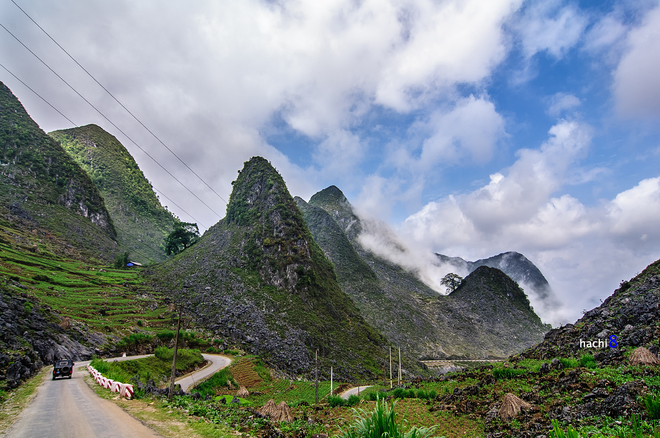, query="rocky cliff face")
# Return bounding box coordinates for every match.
[0,82,117,261]
[50,124,177,263]
[0,286,105,389]
[521,258,660,364]
[300,185,549,359]
[151,157,394,380]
